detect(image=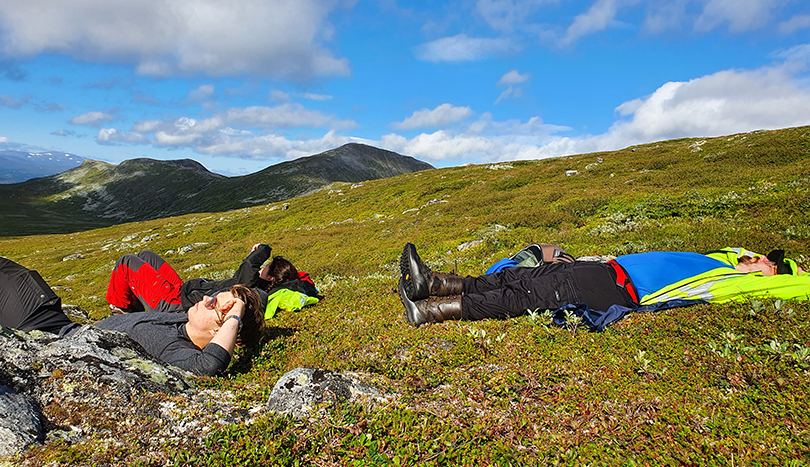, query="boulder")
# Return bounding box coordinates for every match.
[0,385,42,458]
[267,367,384,418]
[0,325,200,460]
